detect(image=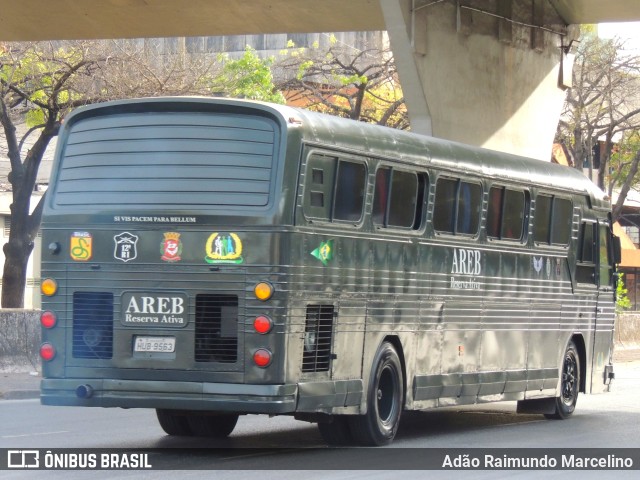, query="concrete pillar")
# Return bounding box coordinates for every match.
[382,0,579,161]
